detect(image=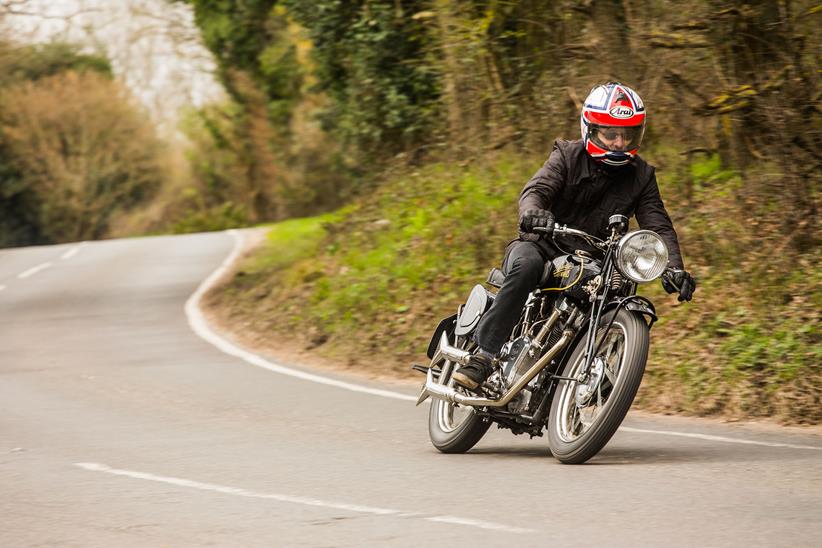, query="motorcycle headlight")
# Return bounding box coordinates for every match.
[615,230,668,283]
